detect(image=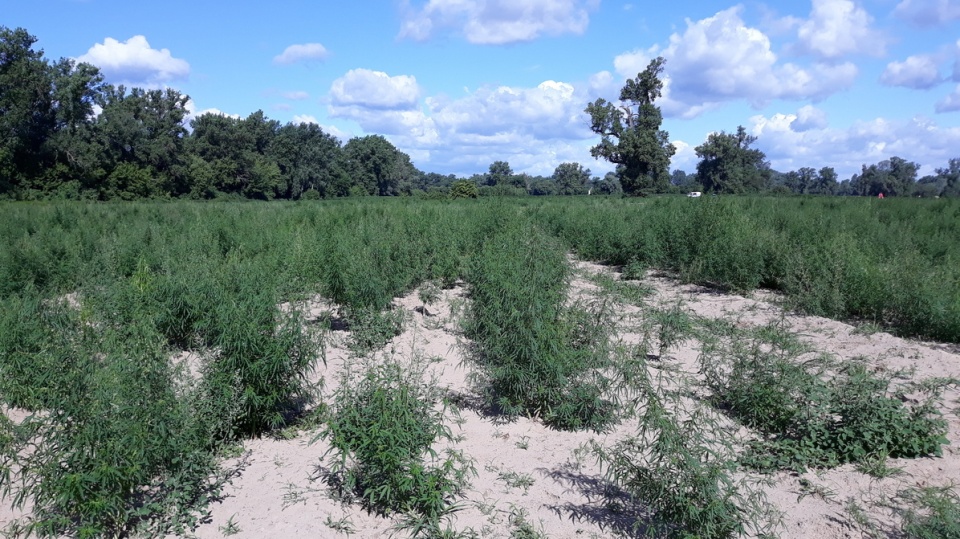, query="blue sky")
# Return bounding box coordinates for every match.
[6,0,960,179]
